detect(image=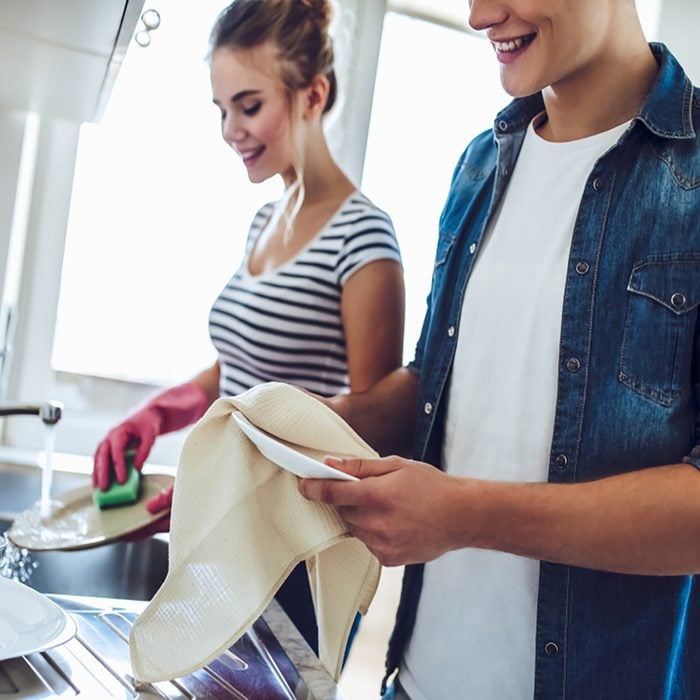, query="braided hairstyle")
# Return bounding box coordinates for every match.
[210,0,337,113]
